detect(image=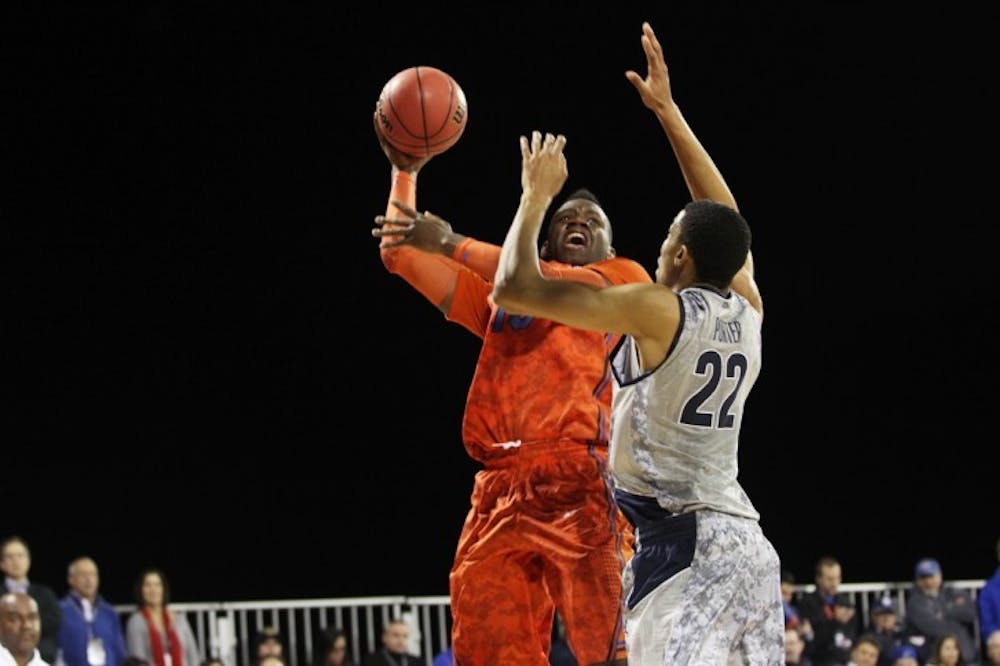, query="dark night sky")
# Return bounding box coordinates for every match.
[5,4,995,607]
